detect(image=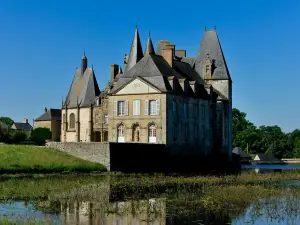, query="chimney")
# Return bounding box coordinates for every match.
[24,118,28,124]
[44,107,47,113]
[110,64,119,81]
[175,50,186,58]
[161,44,175,67]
